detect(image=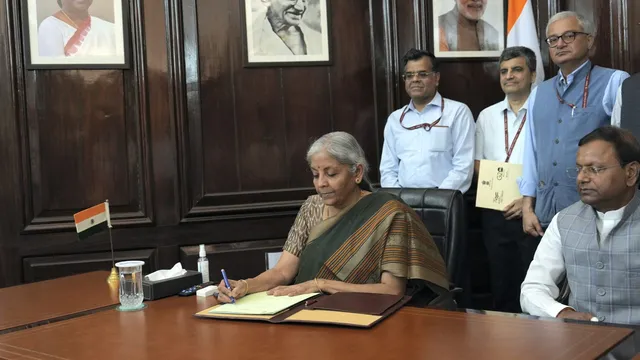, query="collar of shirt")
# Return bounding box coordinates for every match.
[500,96,528,127]
[408,92,443,114]
[595,204,626,222]
[557,59,591,89]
